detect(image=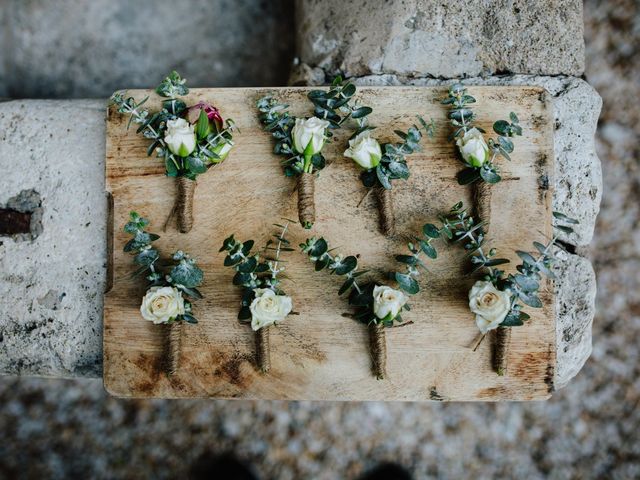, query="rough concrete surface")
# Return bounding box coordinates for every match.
[0,100,107,377]
[0,0,294,98]
[0,0,636,479]
[295,0,585,78]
